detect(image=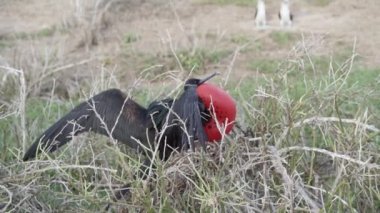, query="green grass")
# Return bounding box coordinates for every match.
[248,58,280,74]
[347,67,380,88]
[270,31,298,46]
[129,48,232,77]
[230,34,251,45]
[0,39,11,49]
[35,27,58,38]
[308,0,333,7]
[177,48,231,72]
[1,45,380,212]
[0,98,75,162]
[9,26,64,40]
[123,32,139,44]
